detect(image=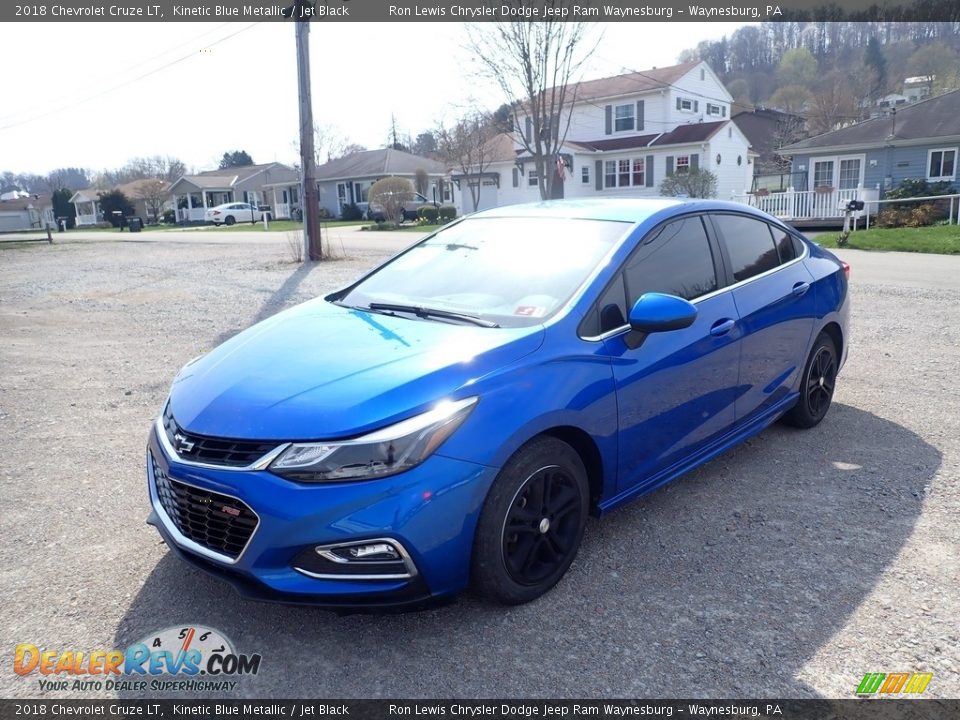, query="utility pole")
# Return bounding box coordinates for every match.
[289,0,322,261]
